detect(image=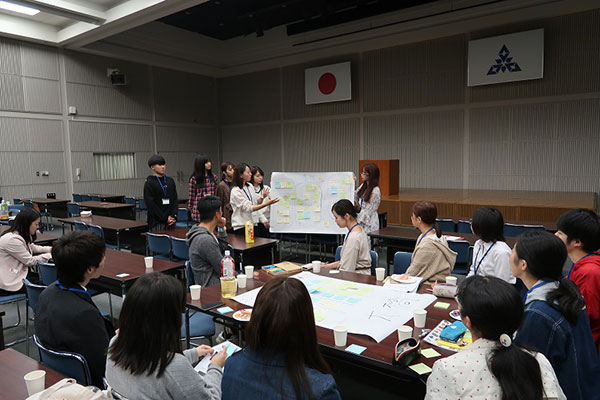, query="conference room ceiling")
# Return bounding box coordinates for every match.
[158,0,444,40]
